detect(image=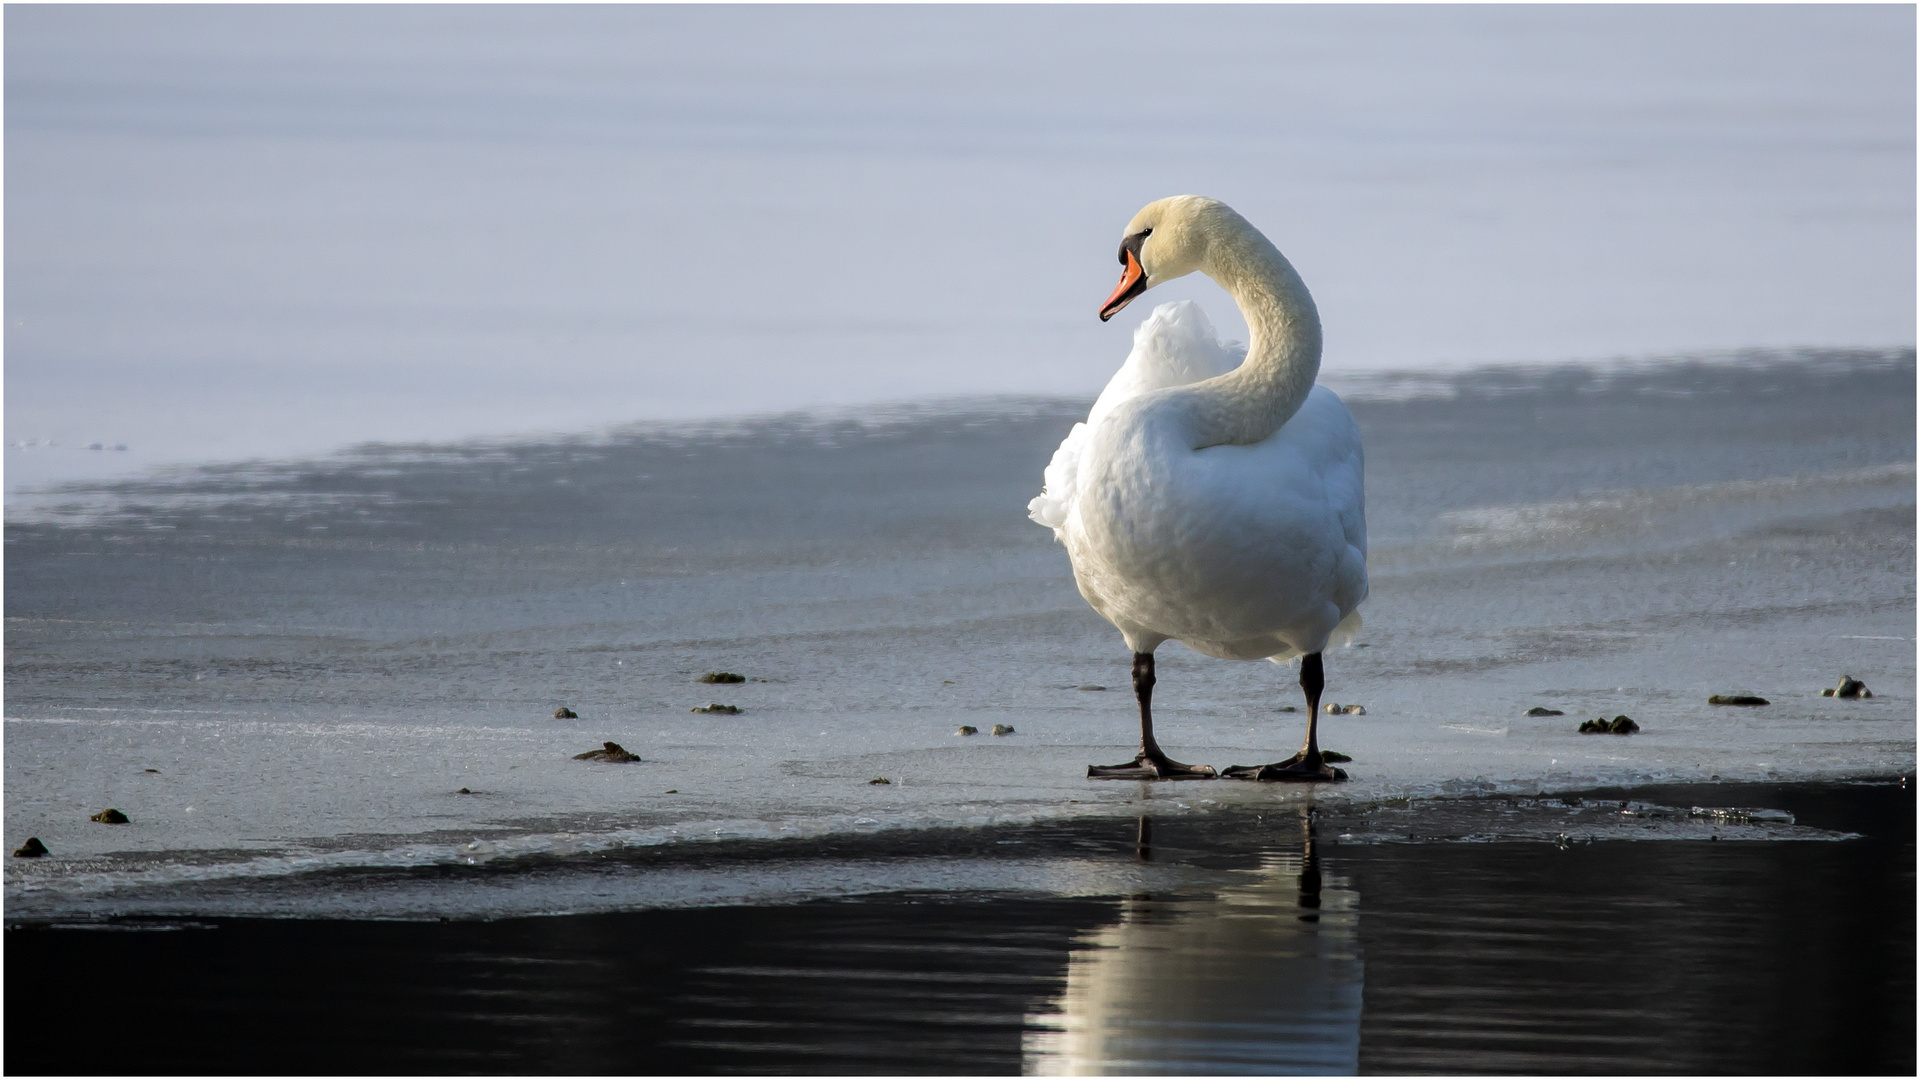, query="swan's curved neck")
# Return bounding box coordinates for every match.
[1182,219,1321,447]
